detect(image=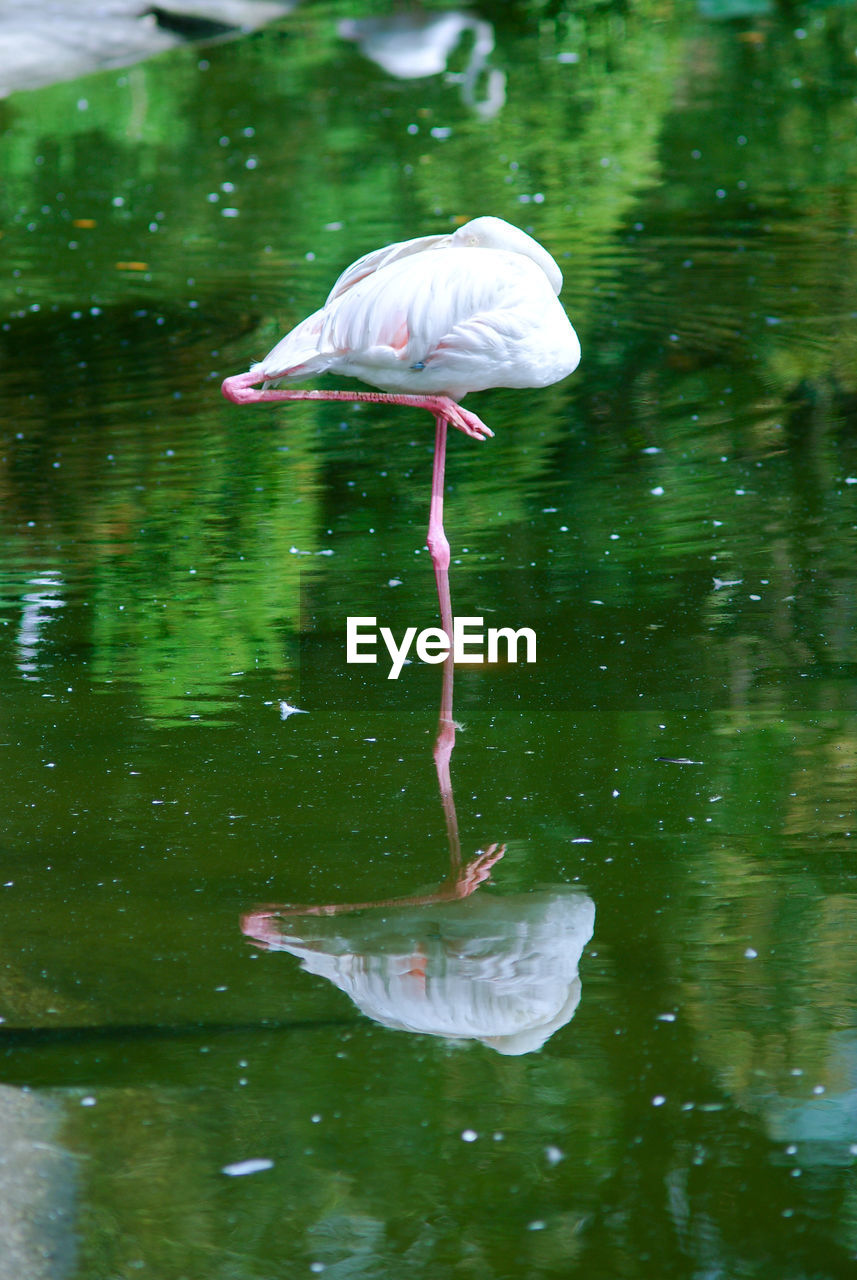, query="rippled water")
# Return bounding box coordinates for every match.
[2,3,857,1277]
